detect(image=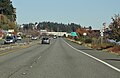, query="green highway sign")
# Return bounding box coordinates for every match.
[71,32,77,36]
